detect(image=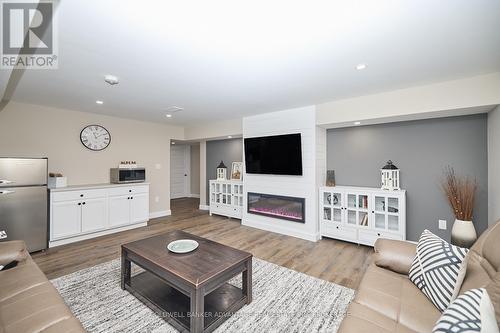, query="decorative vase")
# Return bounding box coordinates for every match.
[451,219,477,248]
